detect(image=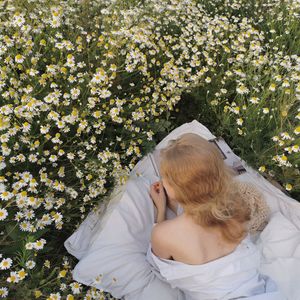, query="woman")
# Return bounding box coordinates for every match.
[147,133,285,299]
